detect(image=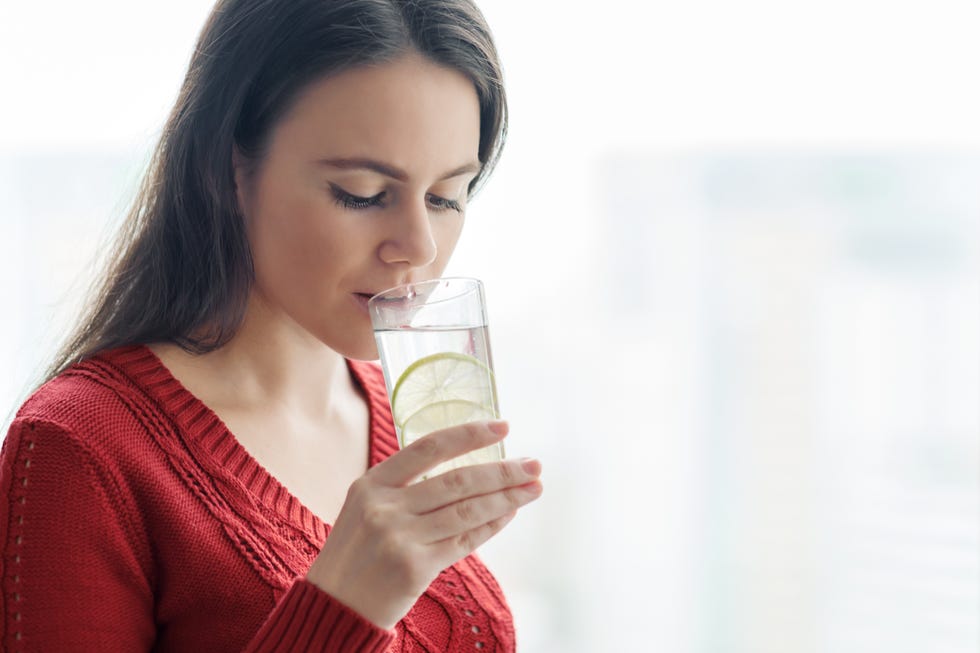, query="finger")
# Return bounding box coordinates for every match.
[371,420,508,486]
[405,458,542,514]
[430,509,520,567]
[417,480,542,544]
